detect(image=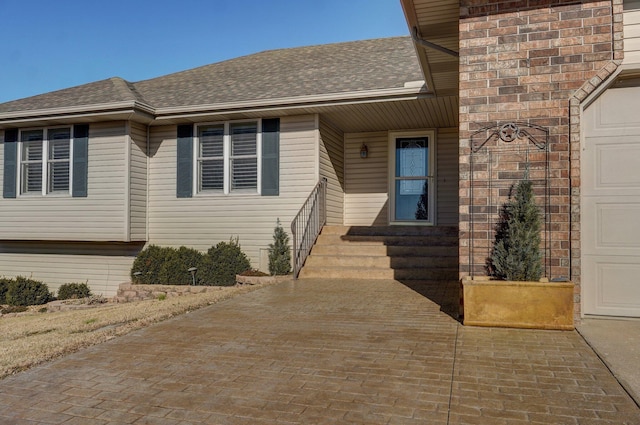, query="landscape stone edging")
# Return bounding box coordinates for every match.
[234,275,292,285]
[116,283,226,303]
